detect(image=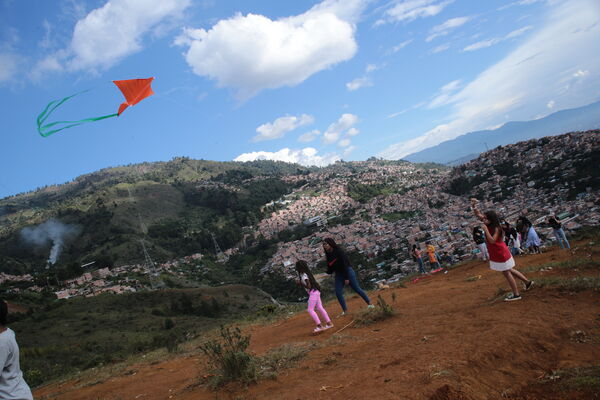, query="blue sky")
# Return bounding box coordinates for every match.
[1,0,599,199]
